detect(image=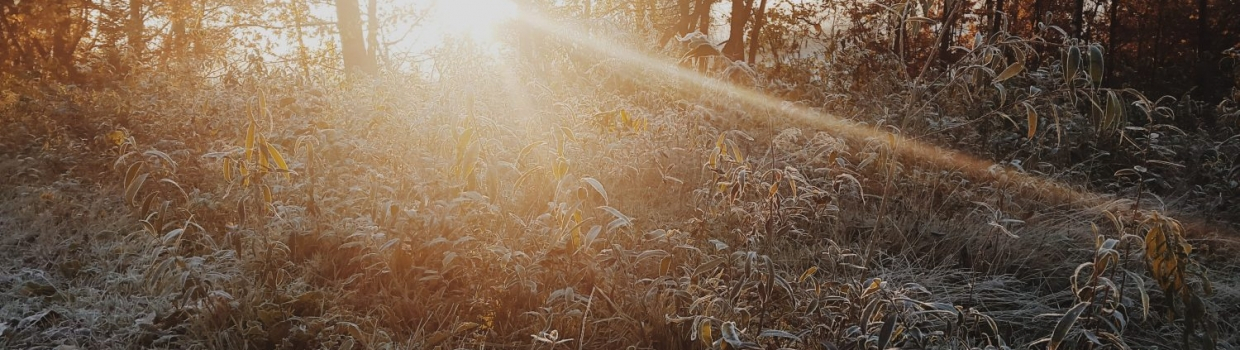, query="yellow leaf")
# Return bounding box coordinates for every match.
[1025,103,1038,140]
[244,121,256,163]
[267,142,289,180]
[799,266,819,283]
[107,130,126,146]
[553,156,569,180]
[994,62,1025,82]
[699,321,712,347]
[660,256,672,275]
[222,158,233,182]
[570,210,583,252]
[787,175,798,197]
[240,162,251,187]
[258,137,271,172]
